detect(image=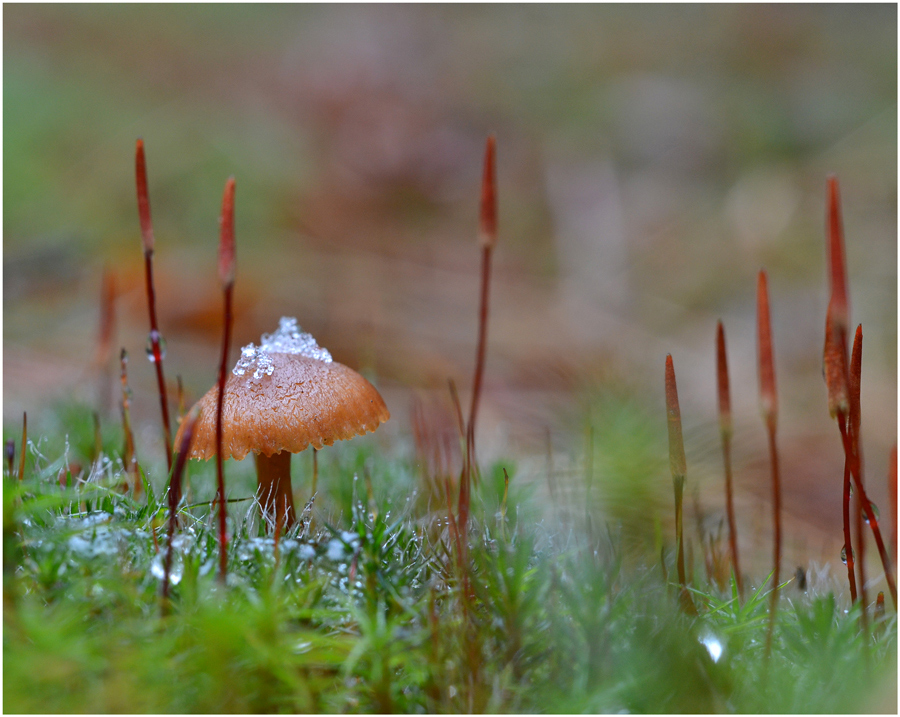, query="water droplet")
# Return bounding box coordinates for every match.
[146,330,167,363]
[150,553,182,585]
[841,545,848,564]
[326,539,345,561]
[699,632,724,663]
[298,544,315,561]
[865,502,879,525]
